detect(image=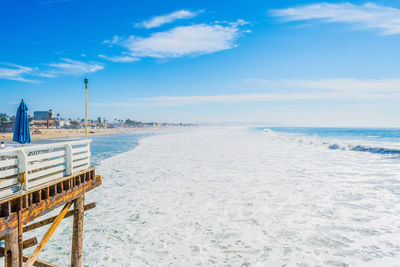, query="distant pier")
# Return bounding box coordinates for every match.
[0,140,101,266]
